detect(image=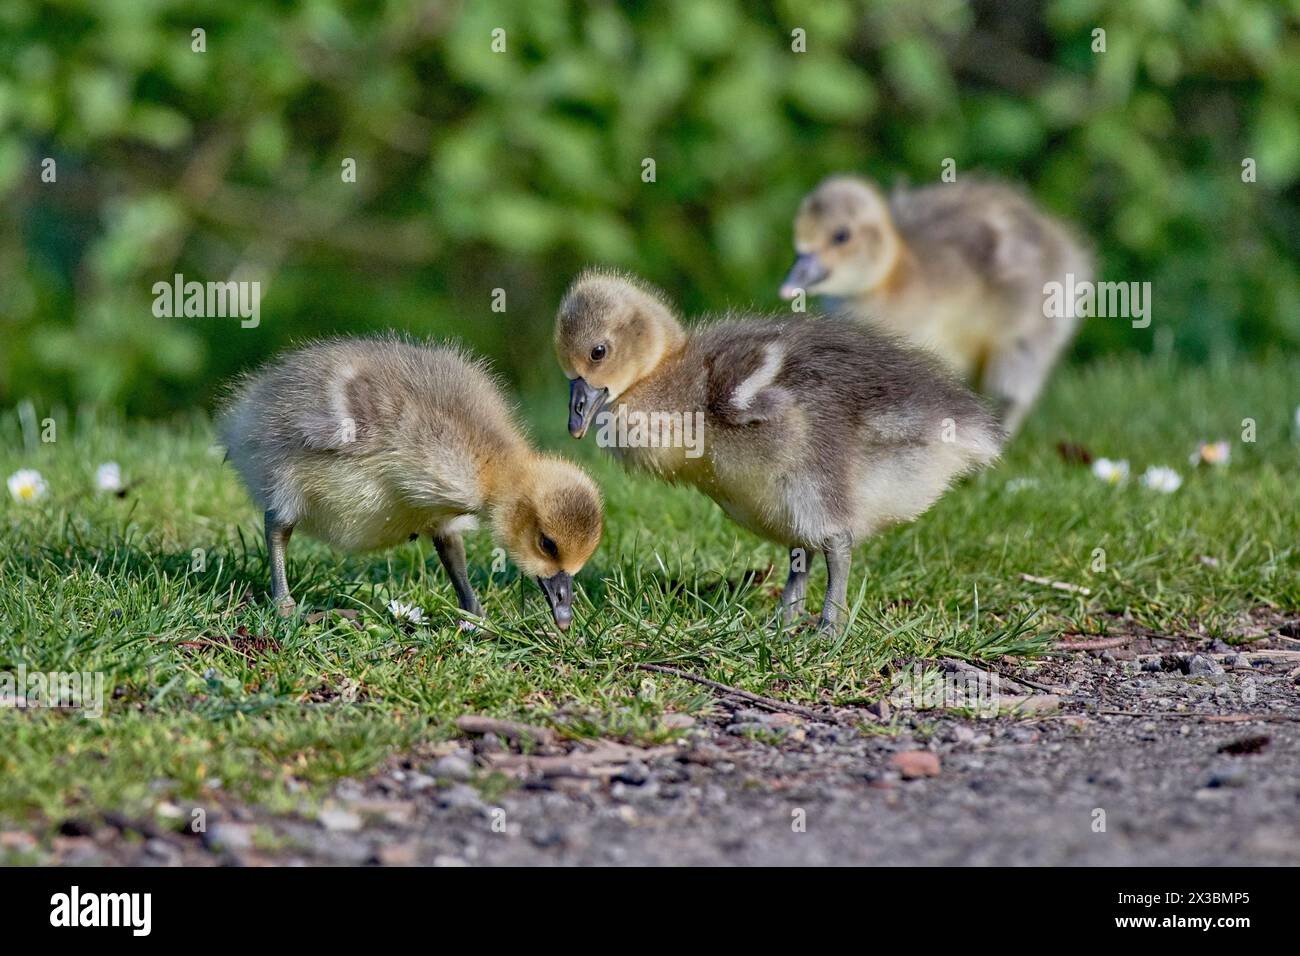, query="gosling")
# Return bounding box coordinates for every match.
[219,336,603,630]
[556,271,1002,632]
[780,175,1091,434]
